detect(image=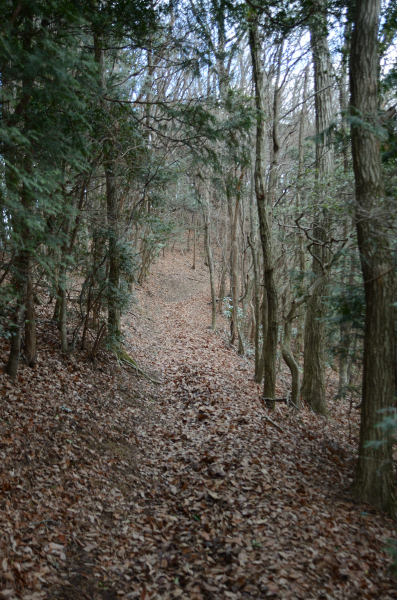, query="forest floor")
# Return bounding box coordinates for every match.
[1,248,397,600]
